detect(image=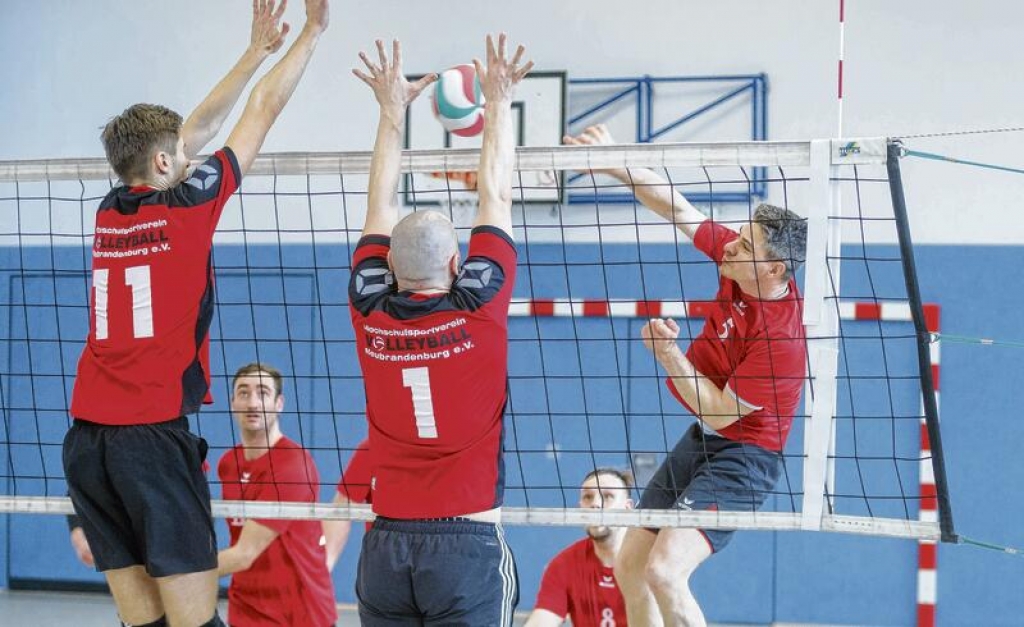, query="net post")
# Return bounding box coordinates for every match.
[801,139,843,529]
[885,140,957,543]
